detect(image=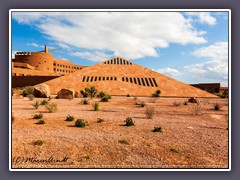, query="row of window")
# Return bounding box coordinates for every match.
[53,63,82,70]
[54,68,74,73]
[81,76,158,87]
[82,76,117,82]
[104,58,133,65]
[122,77,158,87]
